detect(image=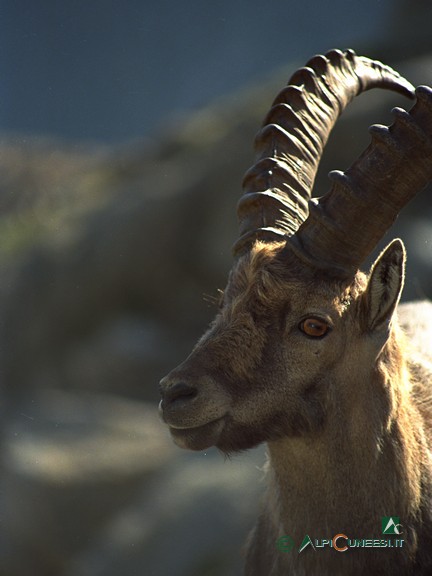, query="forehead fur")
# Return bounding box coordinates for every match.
[226,240,367,313]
